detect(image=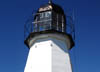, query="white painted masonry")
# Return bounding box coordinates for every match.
[24,38,72,72]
